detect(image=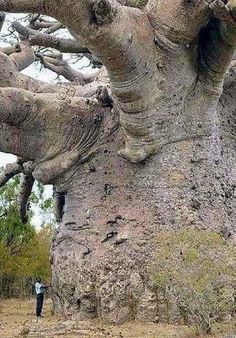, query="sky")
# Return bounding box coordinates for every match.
[0,14,93,227]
